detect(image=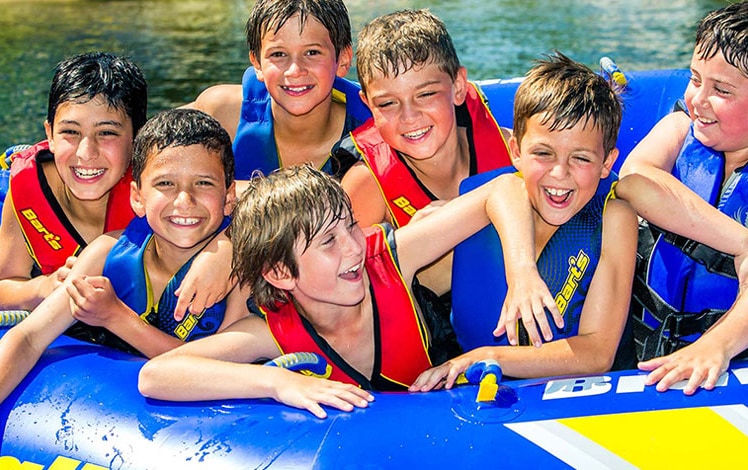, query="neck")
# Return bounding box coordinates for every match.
[404,128,470,200]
